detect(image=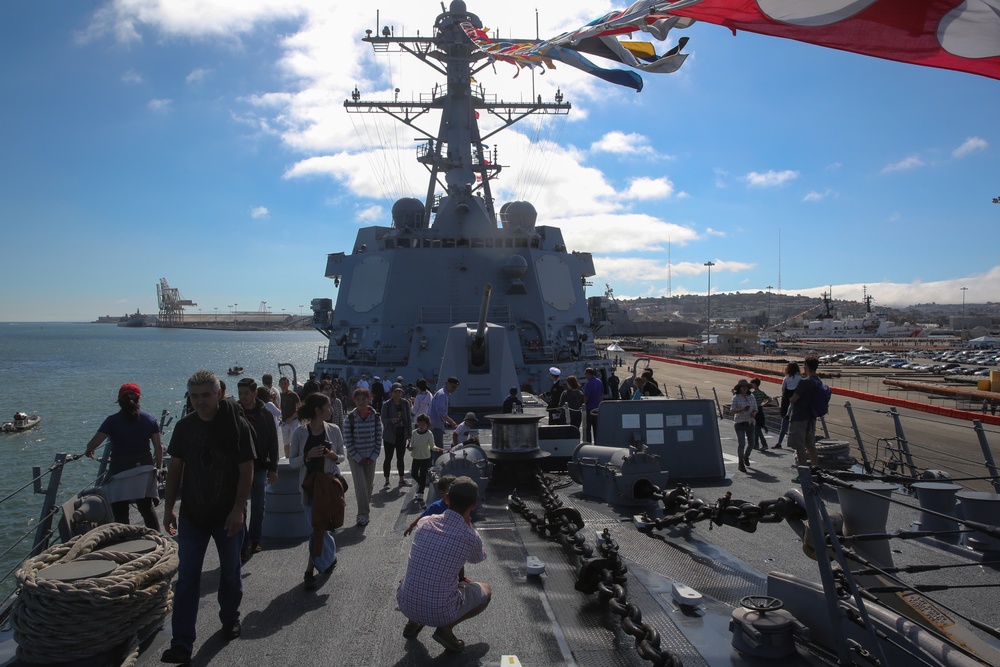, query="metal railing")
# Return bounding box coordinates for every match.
[667,380,1000,493]
[0,410,174,619]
